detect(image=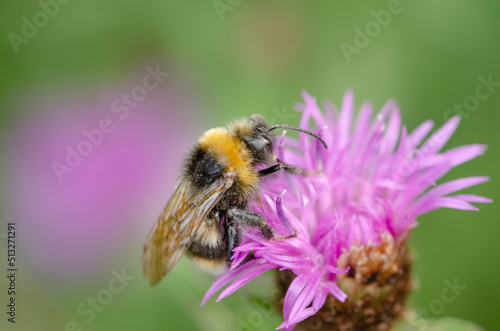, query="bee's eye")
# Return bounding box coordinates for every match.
[240,135,271,152]
[253,137,269,151]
